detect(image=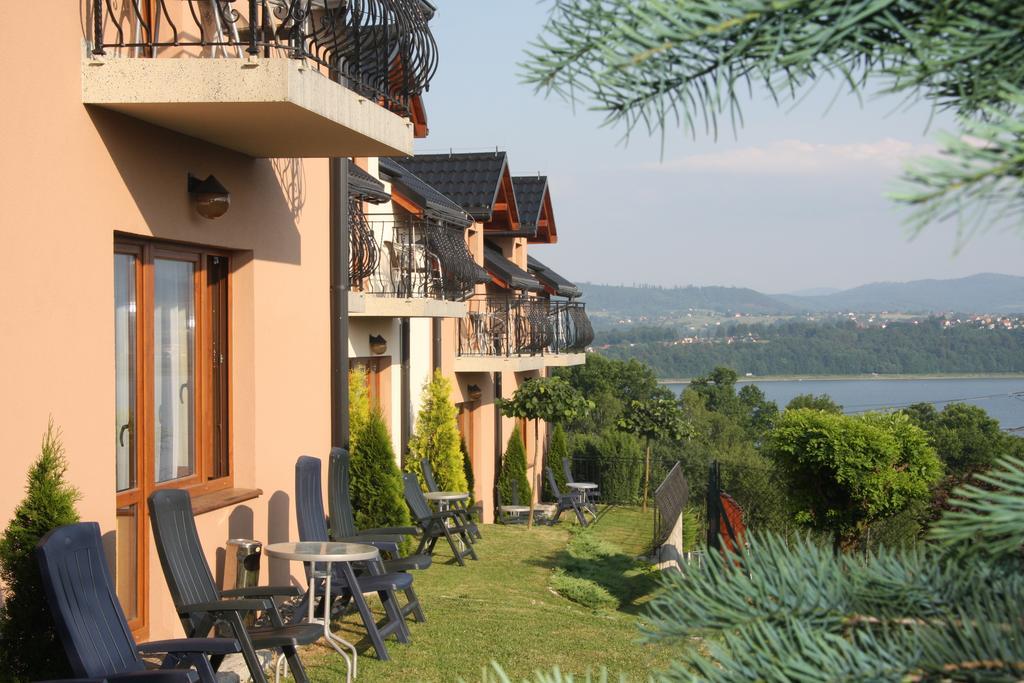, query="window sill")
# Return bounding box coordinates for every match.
[191,487,263,515]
